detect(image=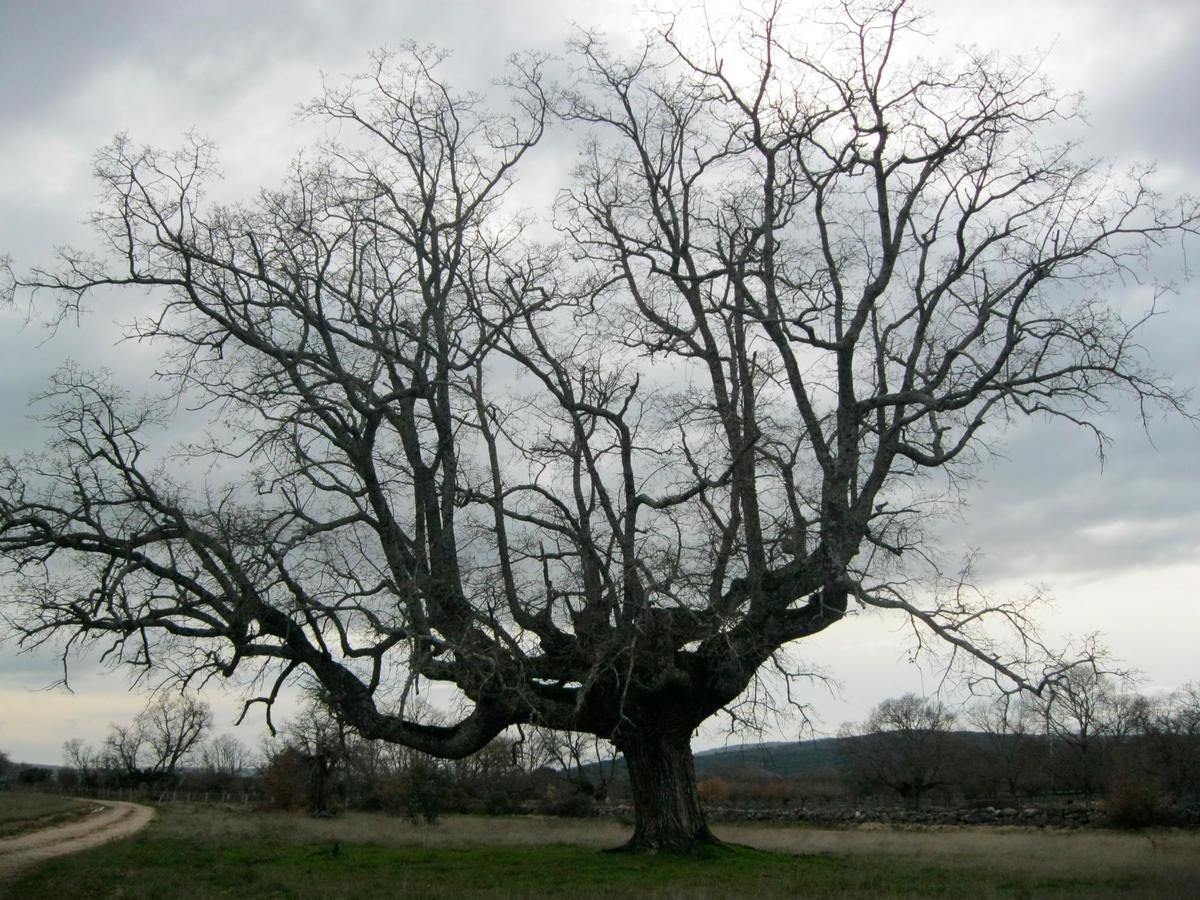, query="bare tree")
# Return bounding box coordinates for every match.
[62,737,103,788]
[101,723,146,784]
[89,693,212,786]
[1130,683,1200,801]
[533,727,619,800]
[1,2,1196,850]
[1040,668,1133,794]
[201,733,250,784]
[140,693,213,778]
[841,693,961,808]
[967,693,1048,798]
[271,694,351,816]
